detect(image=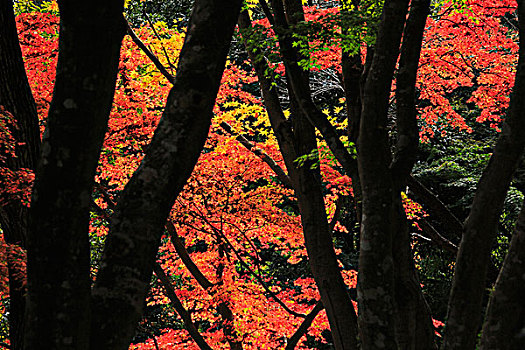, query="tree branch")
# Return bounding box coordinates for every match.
[125,20,175,84]
[220,121,293,188]
[407,175,463,240]
[165,221,215,289]
[285,300,324,350]
[153,263,213,350]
